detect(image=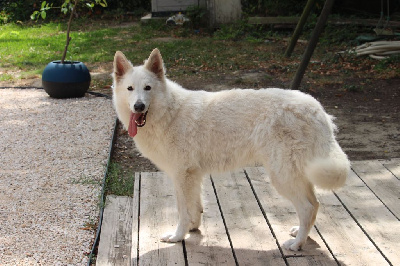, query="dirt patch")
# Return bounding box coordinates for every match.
[316,78,400,160]
[112,124,159,172]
